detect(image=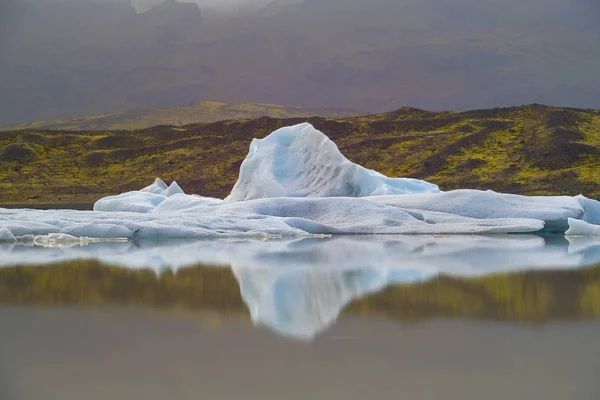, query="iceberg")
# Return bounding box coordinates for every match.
[1,122,600,238]
[227,123,440,201]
